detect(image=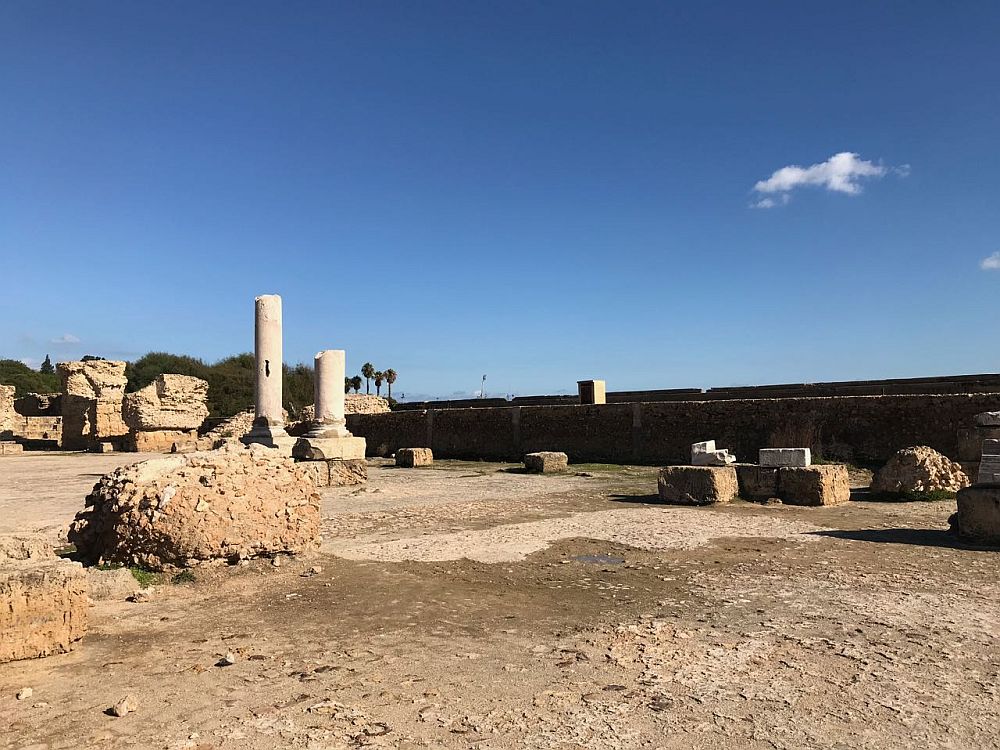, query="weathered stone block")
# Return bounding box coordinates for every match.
[396,447,433,467]
[954,486,1000,545]
[524,451,569,473]
[0,559,88,664]
[735,464,779,499]
[976,411,1000,427]
[778,465,850,506]
[292,435,366,461]
[657,466,738,505]
[759,448,811,467]
[123,374,209,432]
[977,455,1000,485]
[128,429,199,453]
[0,441,24,455]
[300,459,368,487]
